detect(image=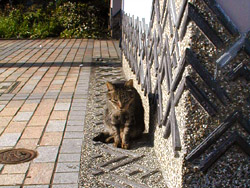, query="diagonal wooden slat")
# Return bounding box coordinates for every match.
[185,49,230,105]
[199,132,250,172]
[186,76,217,116]
[170,92,181,151]
[188,3,223,48]
[201,0,239,36]
[185,111,244,162]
